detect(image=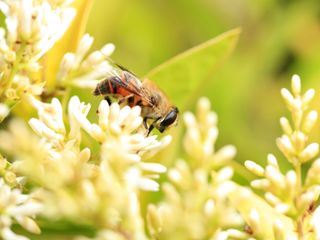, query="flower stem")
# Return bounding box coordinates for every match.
[62,87,71,111]
[294,161,305,239]
[0,44,26,100]
[297,219,304,240]
[295,162,301,193]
